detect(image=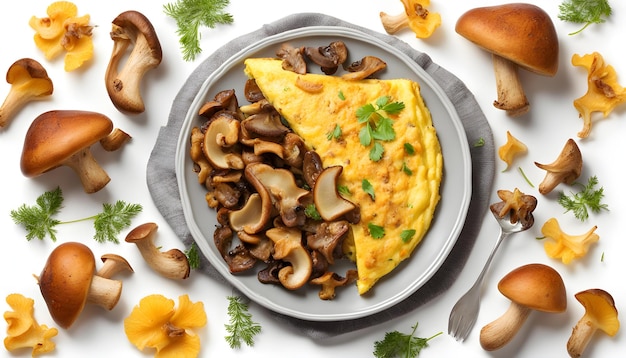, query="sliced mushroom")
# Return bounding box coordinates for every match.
[342,56,387,80]
[302,151,324,188]
[214,225,257,273]
[105,11,162,114]
[242,110,290,138]
[310,270,358,300]
[228,193,272,234]
[306,220,350,264]
[258,260,287,285]
[244,79,264,103]
[245,162,309,227]
[304,41,348,75]
[313,166,357,221]
[534,139,582,195]
[203,114,244,170]
[266,227,312,290]
[276,43,307,75]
